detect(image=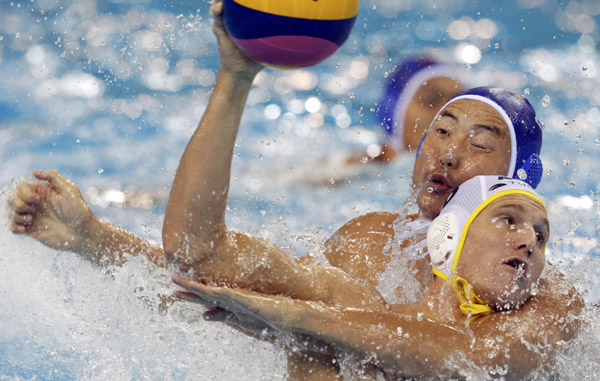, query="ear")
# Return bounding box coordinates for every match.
[514,153,543,188]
